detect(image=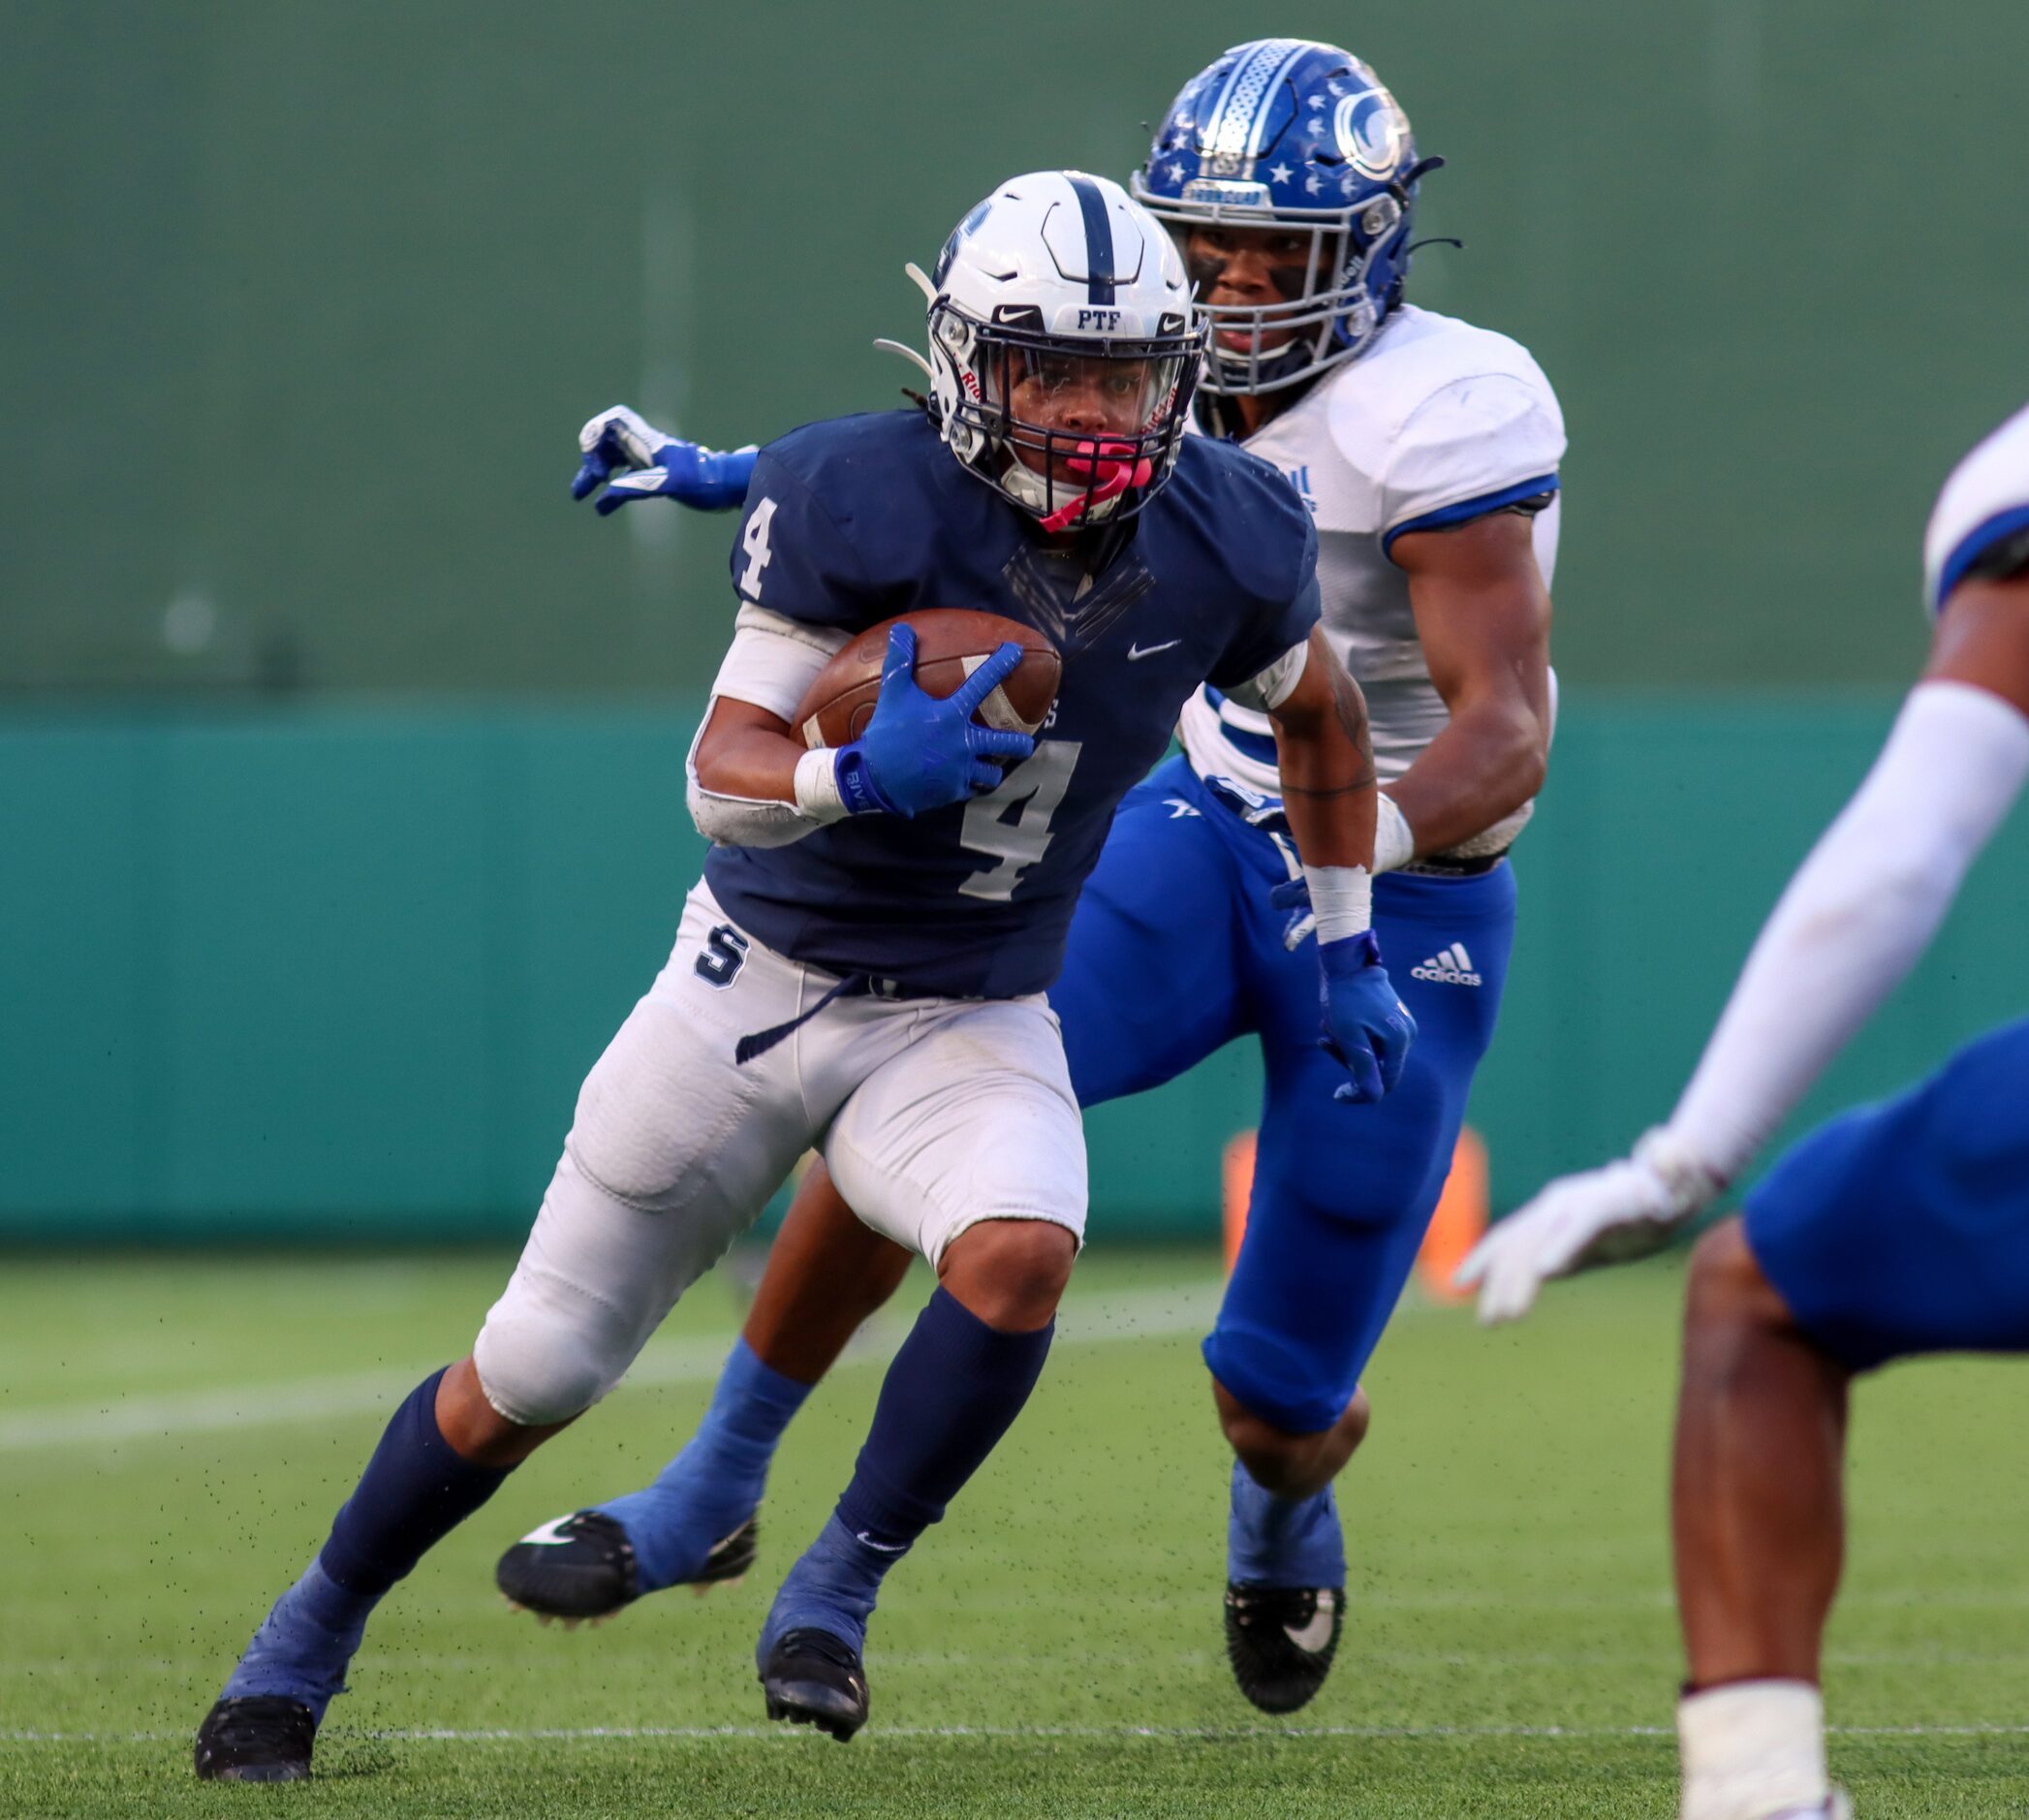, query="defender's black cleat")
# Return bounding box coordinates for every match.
[193,1695,316,1782]
[1224,1583,1343,1714]
[497,1511,640,1622]
[761,1627,868,1742]
[688,1512,761,1593]
[498,1510,758,1623]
